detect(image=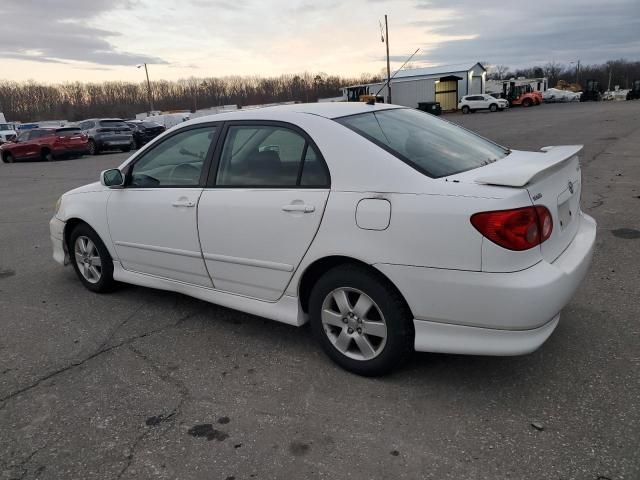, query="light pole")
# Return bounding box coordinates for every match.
[137,63,154,113]
[380,15,392,104]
